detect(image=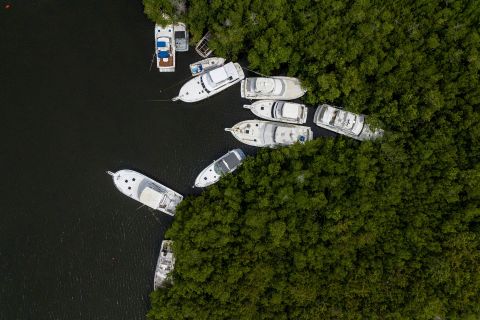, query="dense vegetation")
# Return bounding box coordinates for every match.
[145,0,480,318]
